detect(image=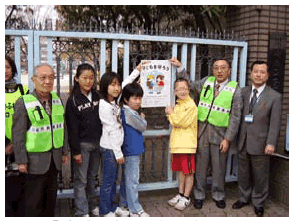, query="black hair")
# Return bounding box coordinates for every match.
[174,77,190,89]
[119,82,144,107]
[212,58,231,68]
[70,63,95,97]
[5,55,17,79]
[250,60,269,72]
[99,71,123,104]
